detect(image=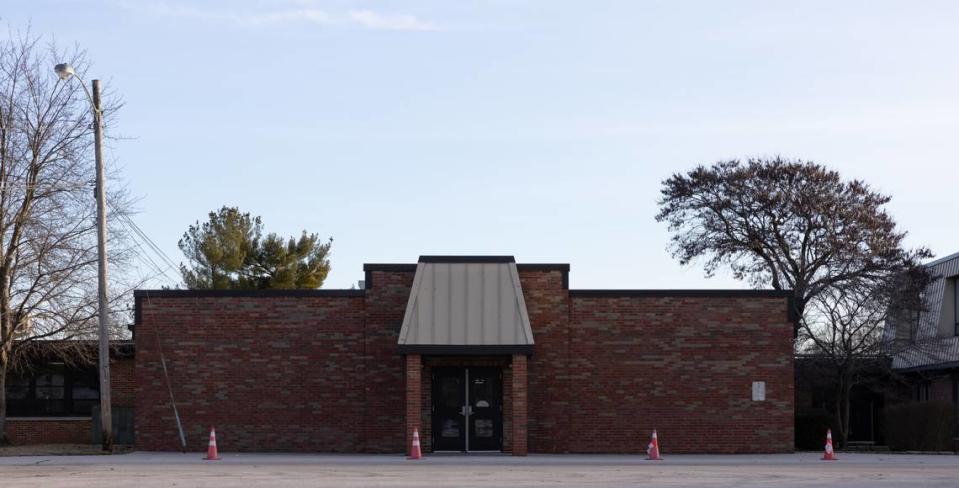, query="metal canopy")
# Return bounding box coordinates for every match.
[398,257,534,354]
